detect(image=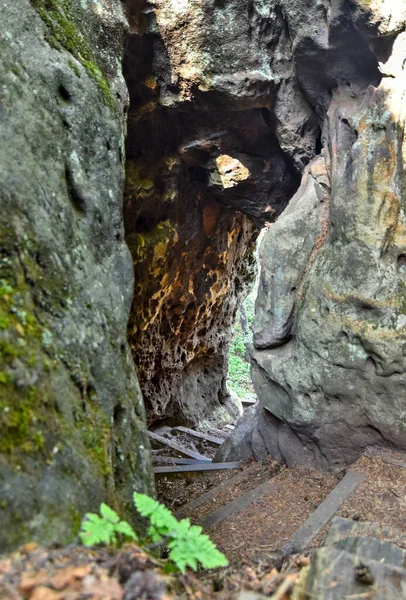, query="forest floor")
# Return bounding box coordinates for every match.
[2,447,405,600]
[156,448,406,563]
